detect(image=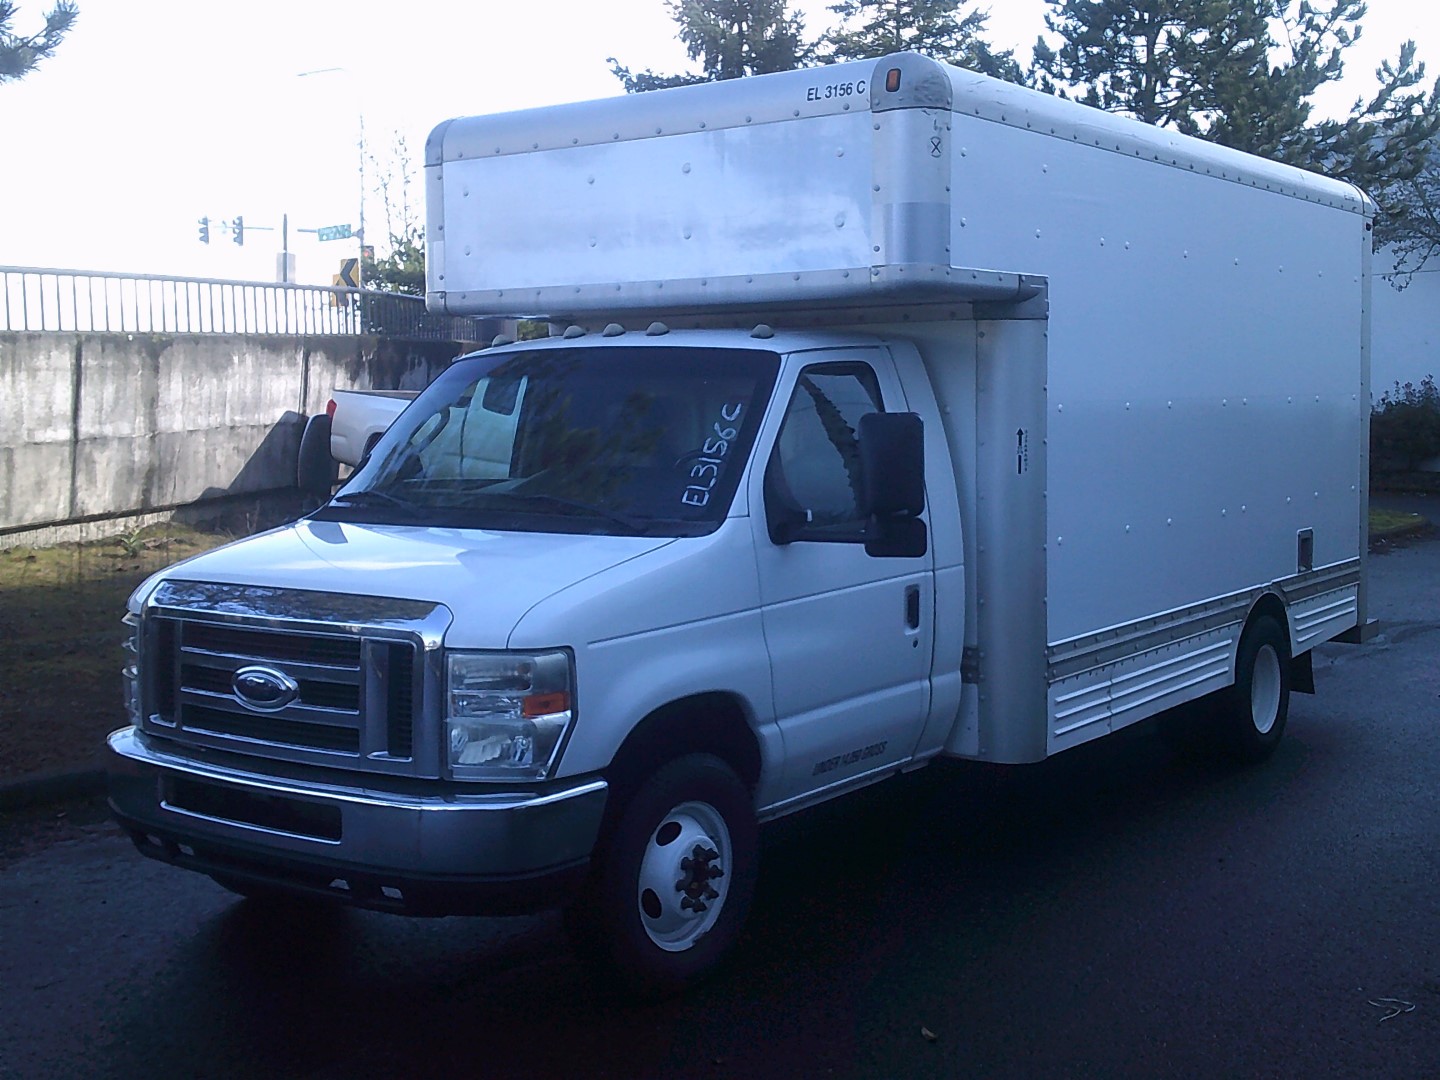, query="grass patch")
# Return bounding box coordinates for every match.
[1369,507,1428,541]
[0,522,226,589]
[0,523,233,779]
